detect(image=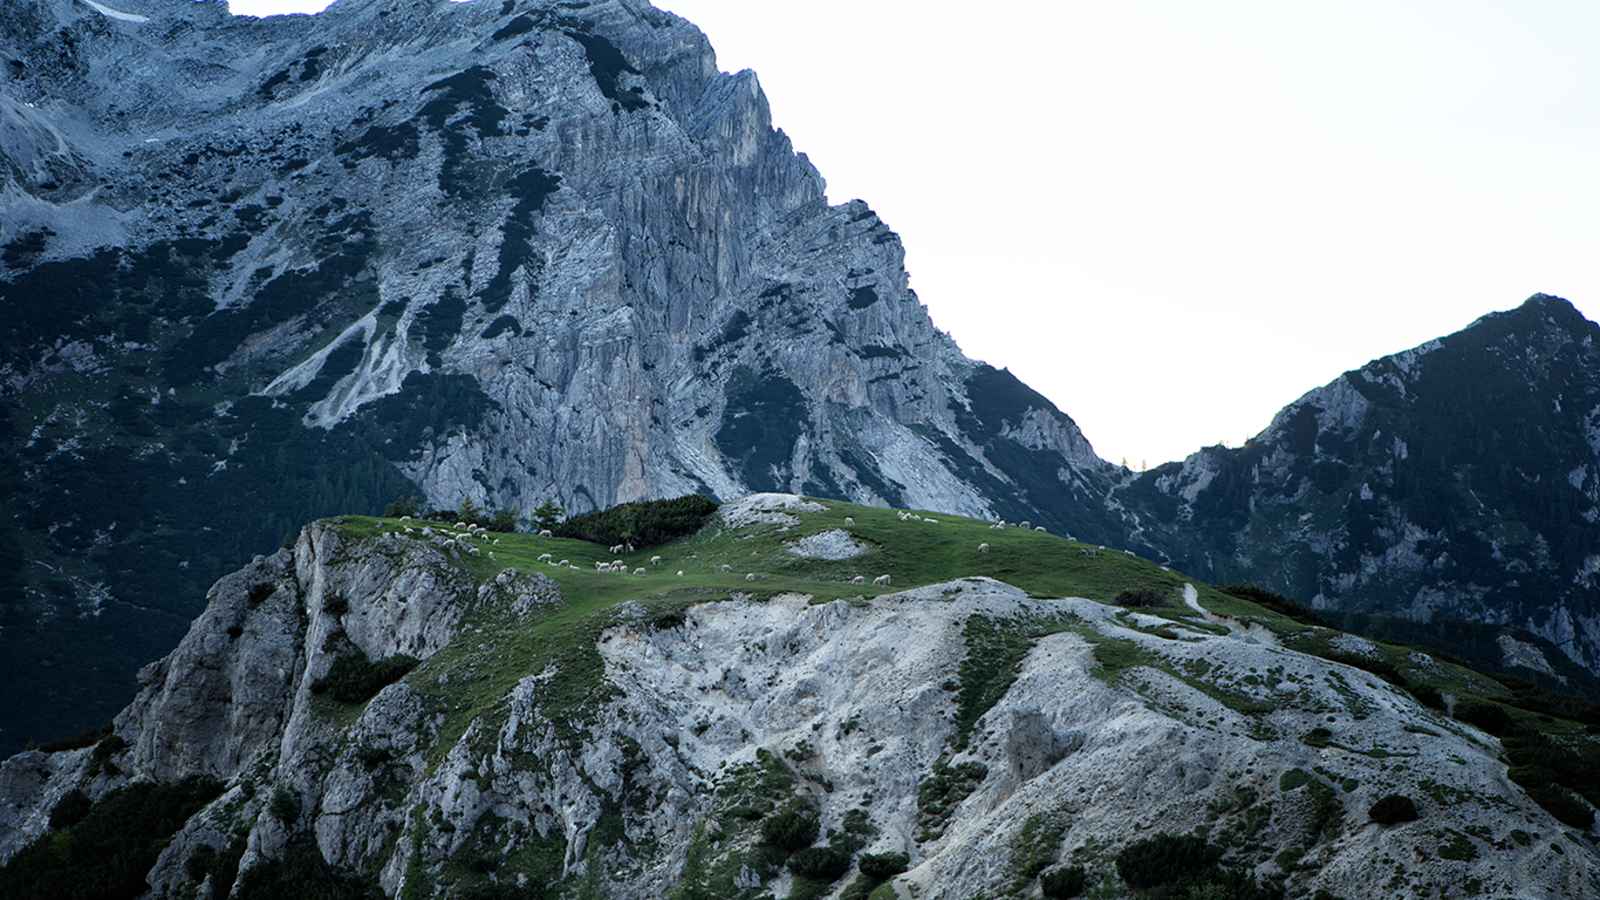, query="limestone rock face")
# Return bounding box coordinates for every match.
[2,517,1596,899]
[0,0,1121,750]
